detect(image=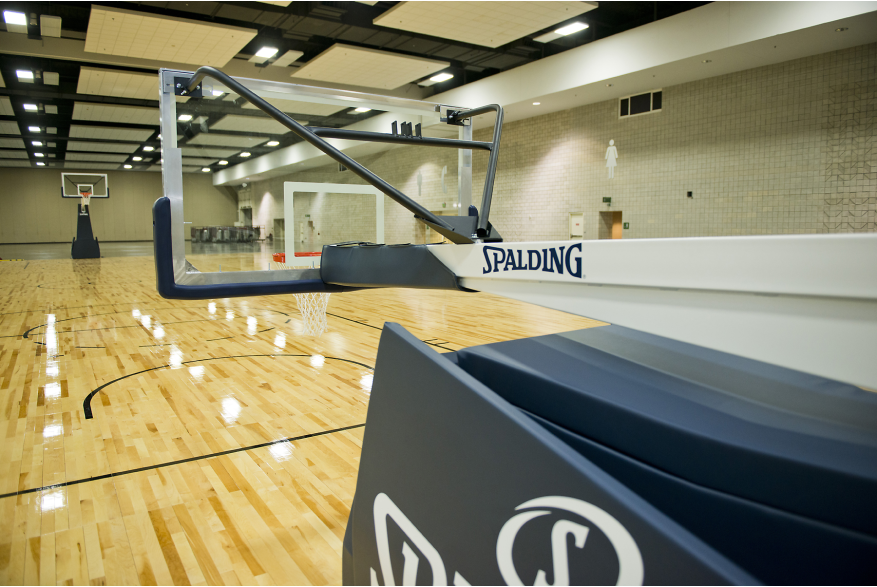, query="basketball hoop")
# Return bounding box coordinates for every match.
[272,252,329,336]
